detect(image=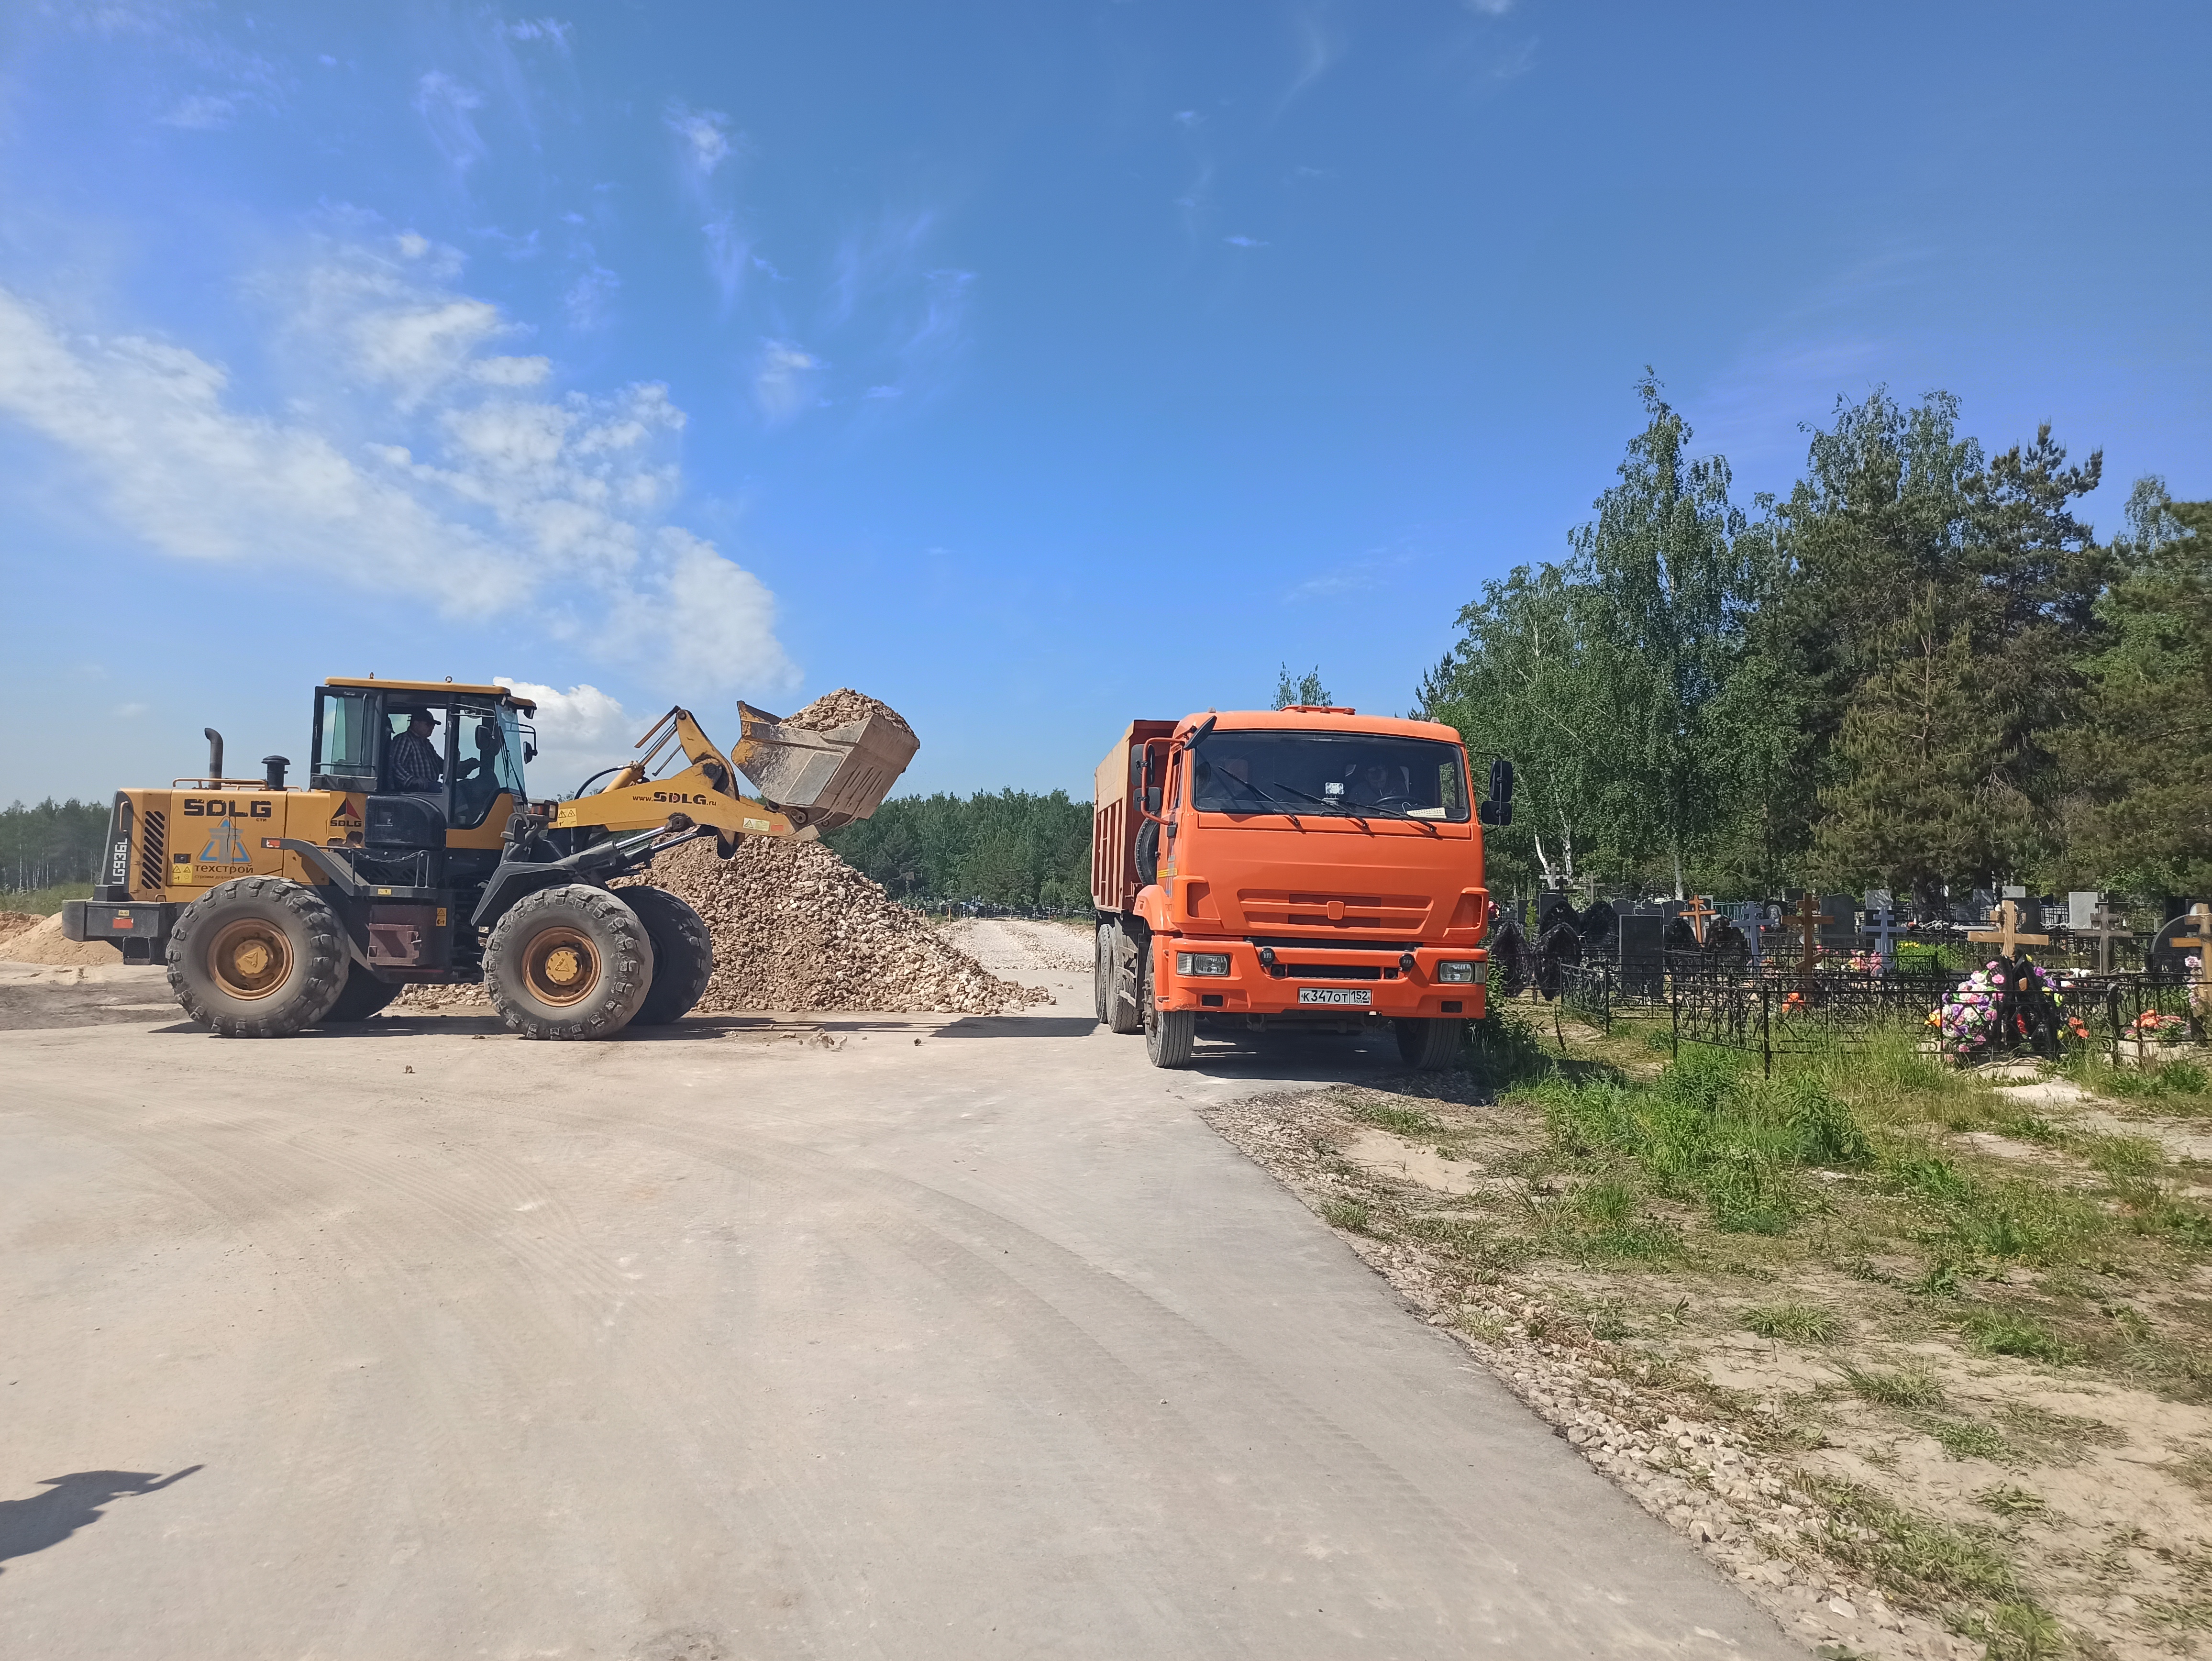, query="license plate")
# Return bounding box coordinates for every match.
[1297,987,1371,1006]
